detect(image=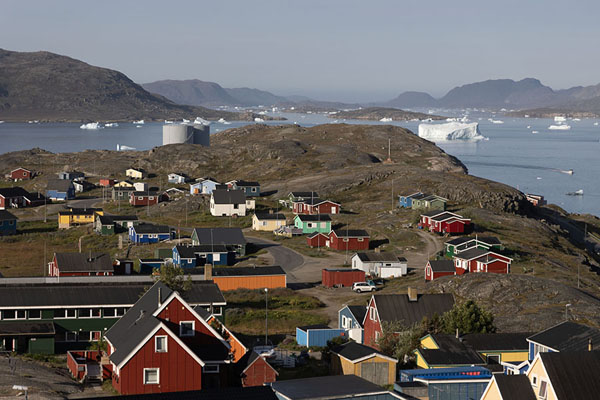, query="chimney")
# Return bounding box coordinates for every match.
[407,287,418,302]
[205,264,213,281]
[589,338,593,352]
[158,287,162,307]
